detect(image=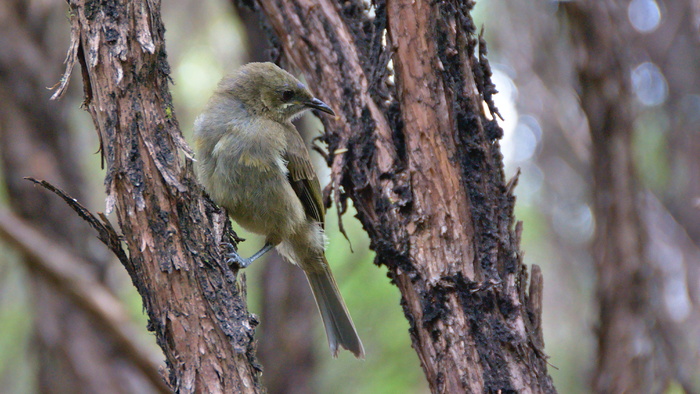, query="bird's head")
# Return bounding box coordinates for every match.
[216,62,335,122]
